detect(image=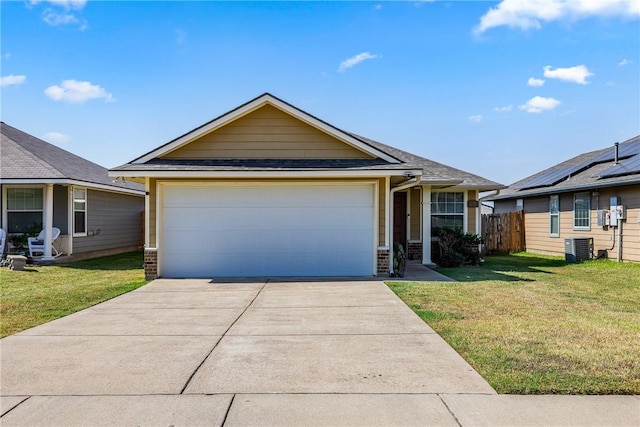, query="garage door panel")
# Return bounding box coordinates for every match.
[161,184,374,277]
